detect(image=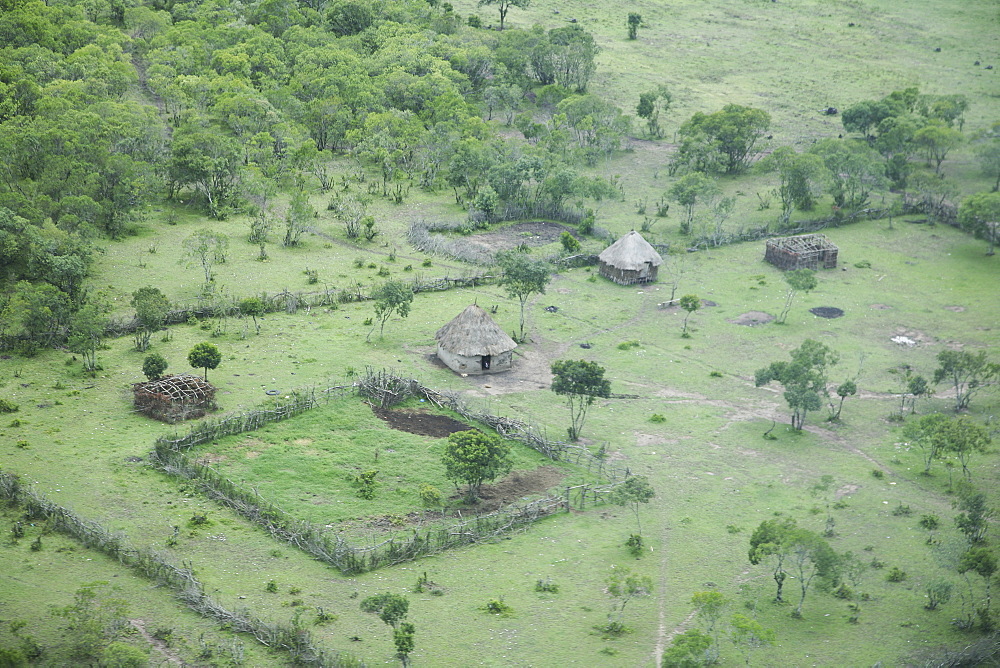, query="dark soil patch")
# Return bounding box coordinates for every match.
[810,307,845,318]
[728,311,774,326]
[701,300,717,307]
[371,406,471,438]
